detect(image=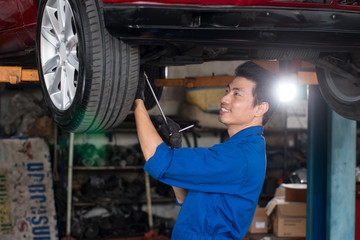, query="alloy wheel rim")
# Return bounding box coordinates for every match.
[40,0,79,110]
